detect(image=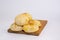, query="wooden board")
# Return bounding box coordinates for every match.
[8,20,47,36]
